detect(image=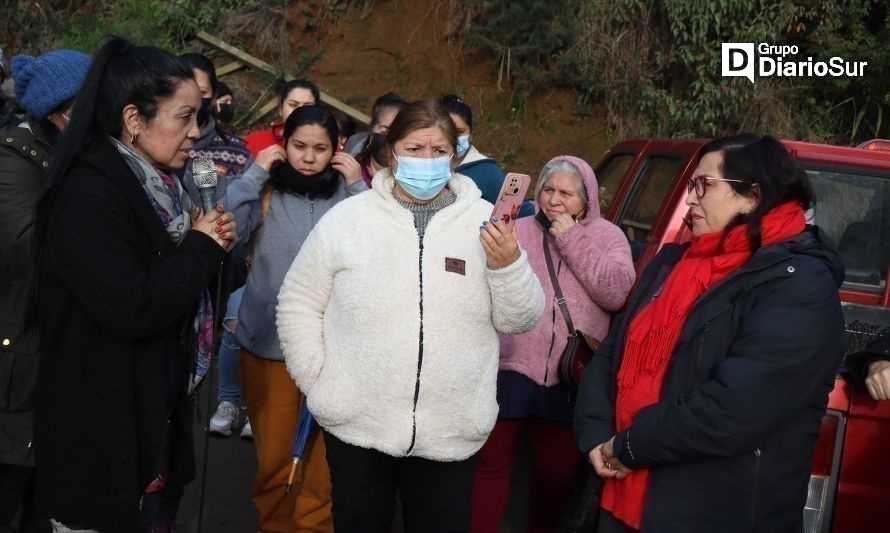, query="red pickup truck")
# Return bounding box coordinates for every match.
[594,138,890,533]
